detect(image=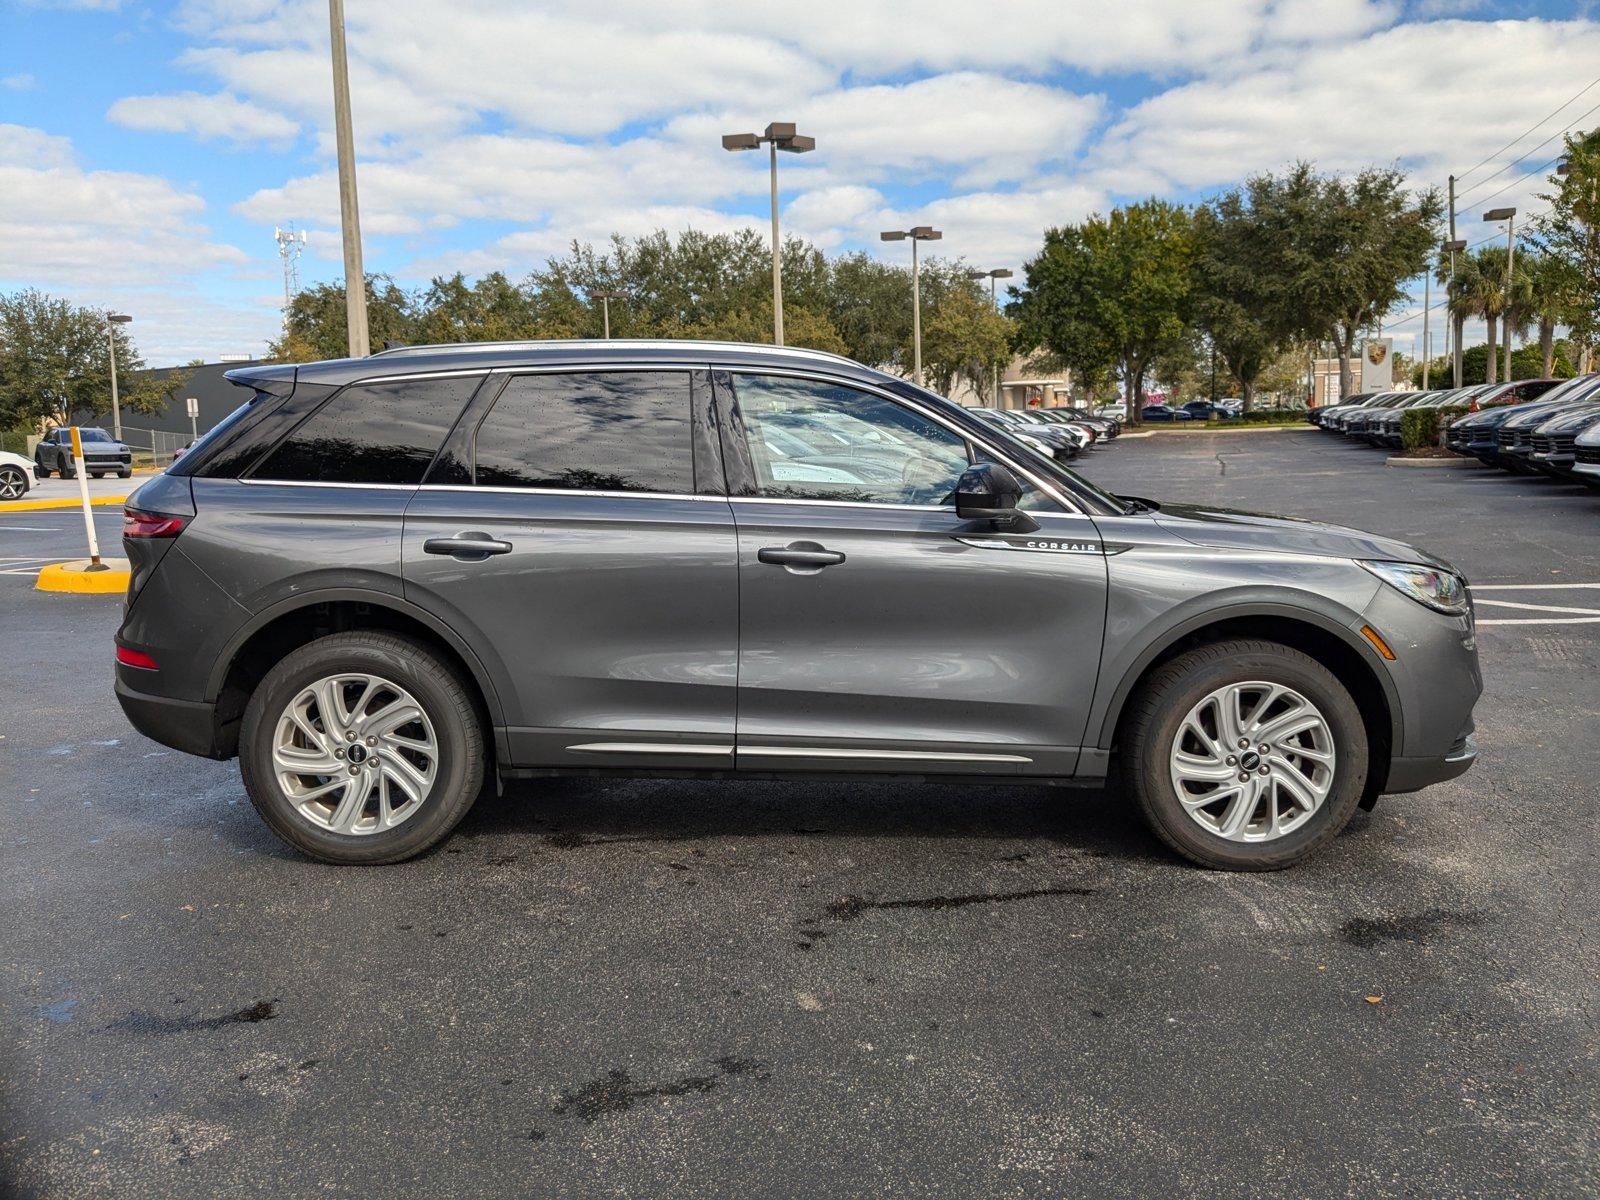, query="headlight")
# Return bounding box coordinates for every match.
[1359,560,1468,615]
[1018,434,1052,454]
